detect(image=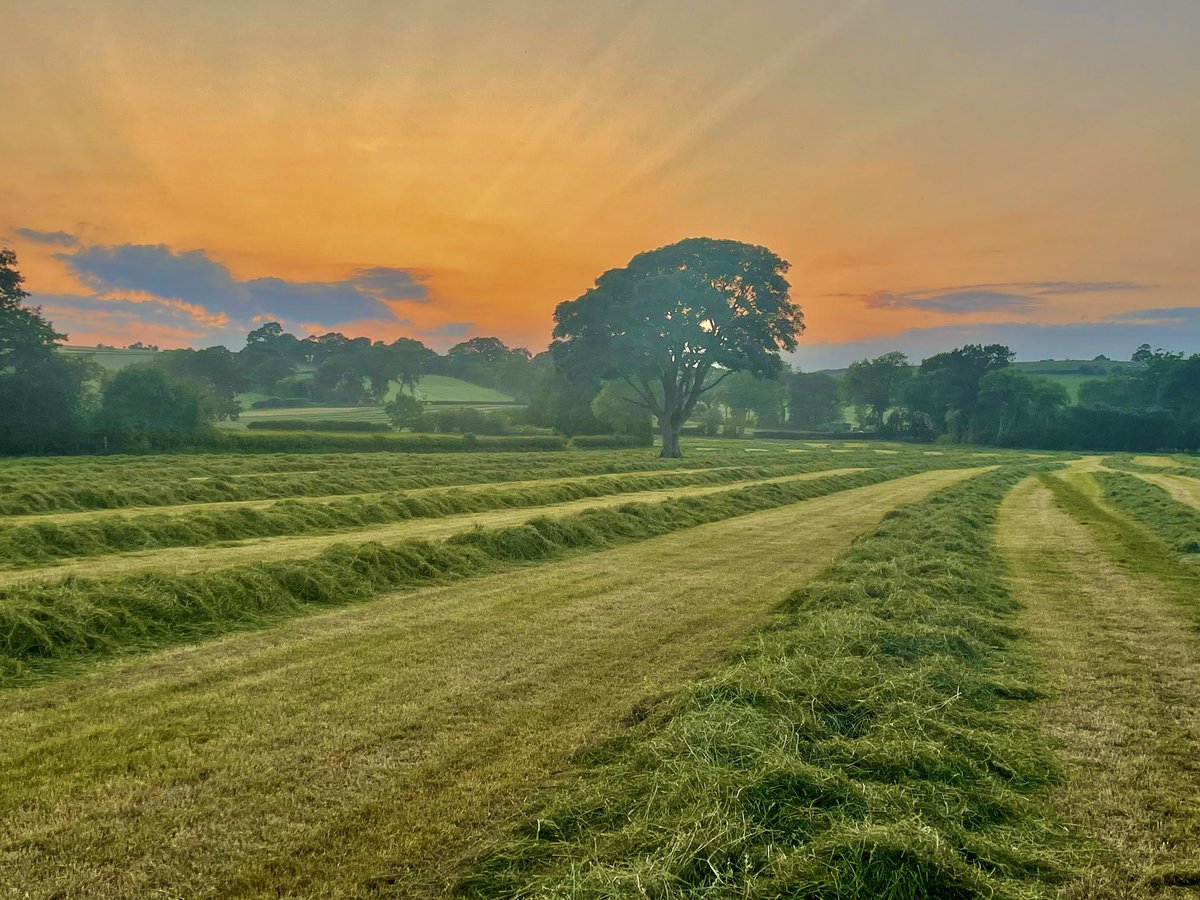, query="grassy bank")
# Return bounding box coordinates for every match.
[461,465,1074,899]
